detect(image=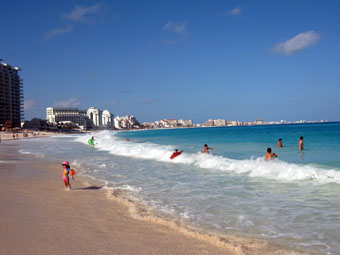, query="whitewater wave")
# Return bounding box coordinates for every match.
[18,149,45,158]
[74,131,340,184]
